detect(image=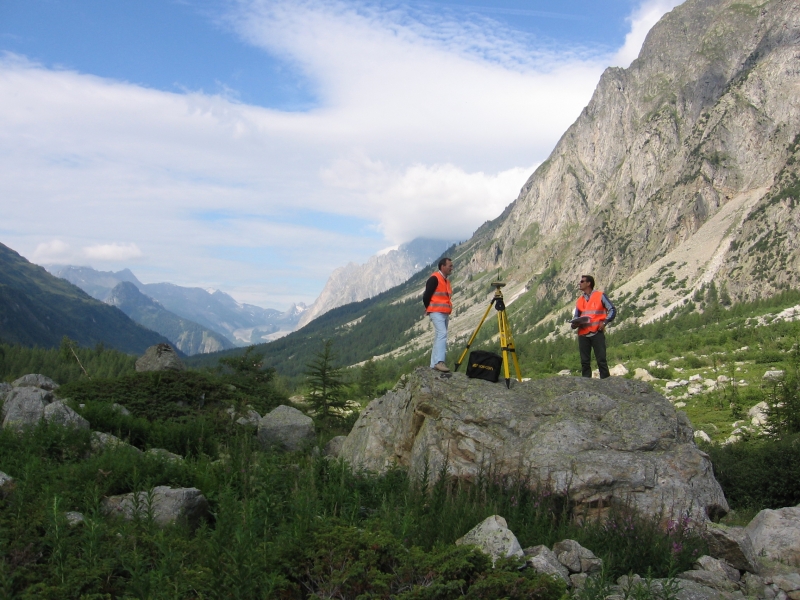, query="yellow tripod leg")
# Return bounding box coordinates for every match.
[454,299,495,371]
